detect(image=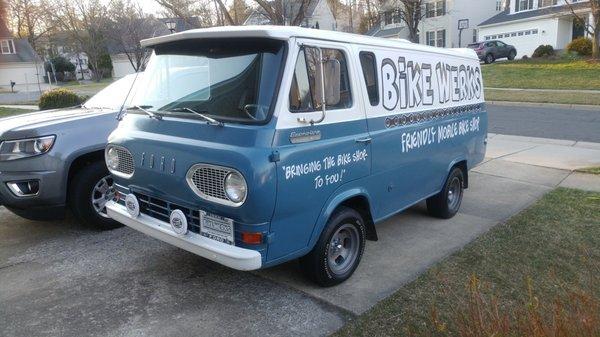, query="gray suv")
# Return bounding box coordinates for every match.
[0,74,137,229]
[469,40,517,64]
